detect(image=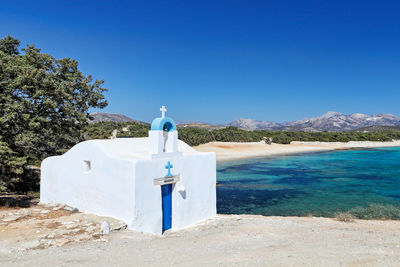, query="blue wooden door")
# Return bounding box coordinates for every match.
[161,184,172,231]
